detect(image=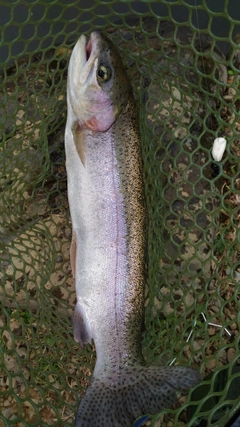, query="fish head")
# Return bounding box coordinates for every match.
[68,31,131,132]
